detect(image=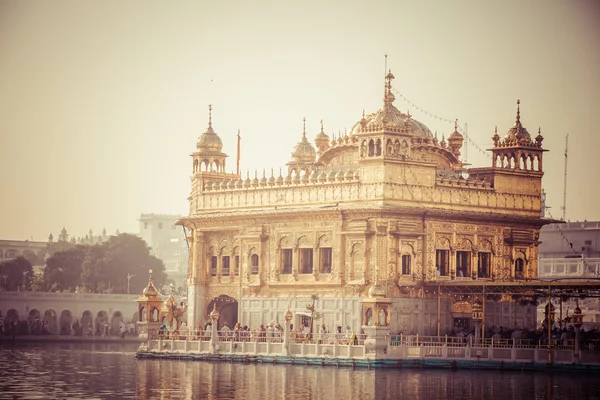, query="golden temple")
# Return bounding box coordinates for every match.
[177,70,549,336]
